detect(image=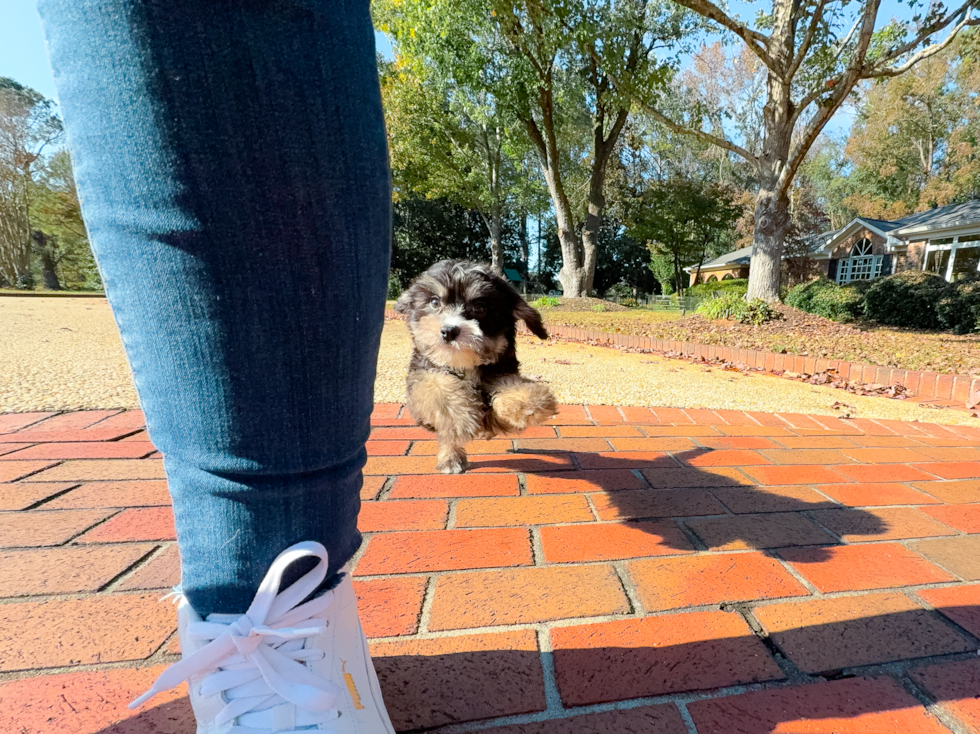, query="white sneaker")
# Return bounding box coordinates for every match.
[130,541,396,733]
